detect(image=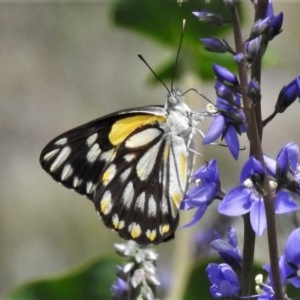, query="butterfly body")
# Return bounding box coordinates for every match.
[40,90,199,244]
